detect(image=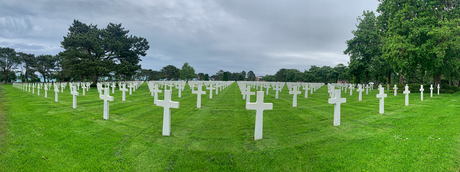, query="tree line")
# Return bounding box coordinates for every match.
[345,1,460,86]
